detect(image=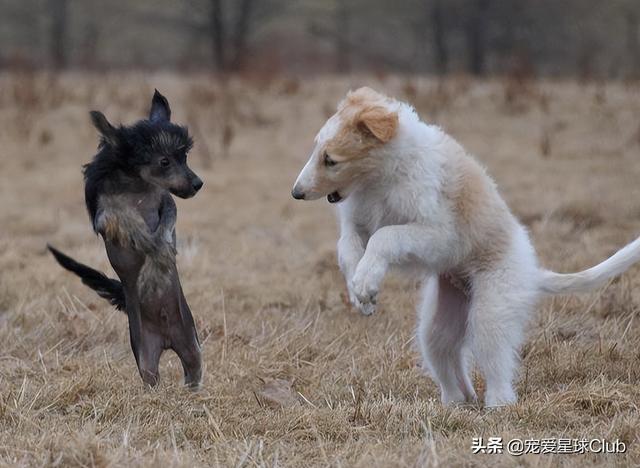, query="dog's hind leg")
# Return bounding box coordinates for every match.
[126,304,144,376]
[137,326,164,387]
[171,292,202,390]
[467,271,536,407]
[126,300,162,387]
[417,275,476,405]
[172,336,202,390]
